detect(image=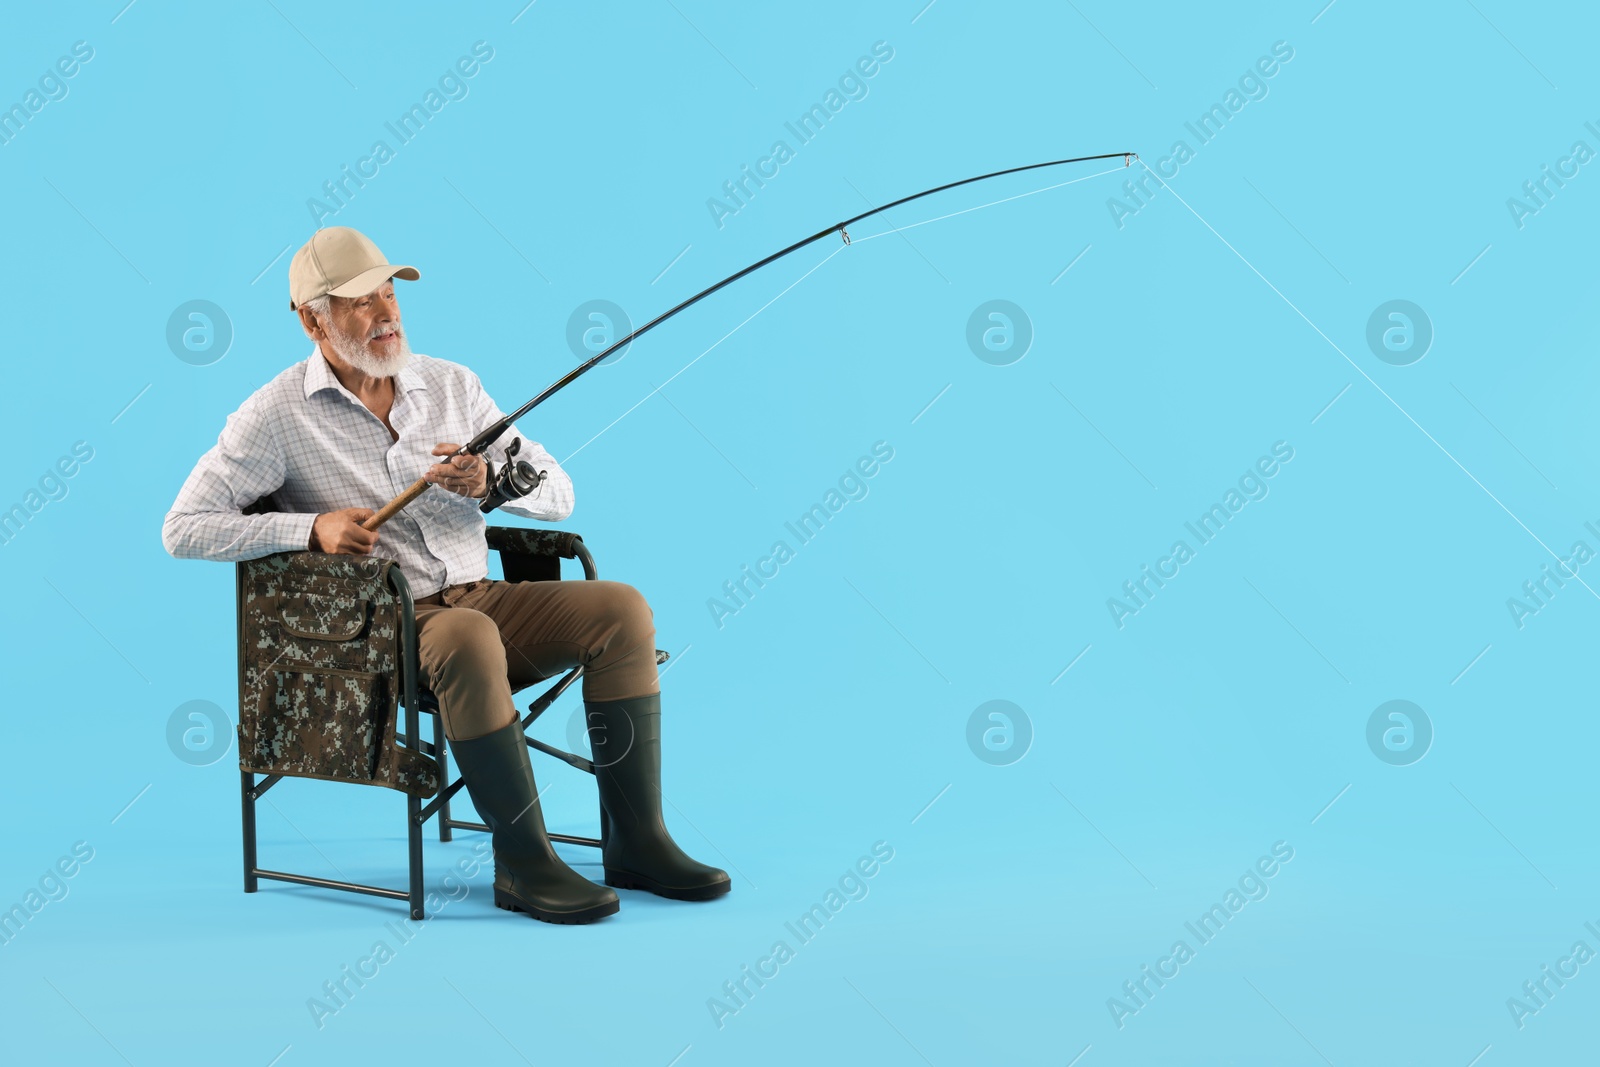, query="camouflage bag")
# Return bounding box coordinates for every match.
[236,551,439,797]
